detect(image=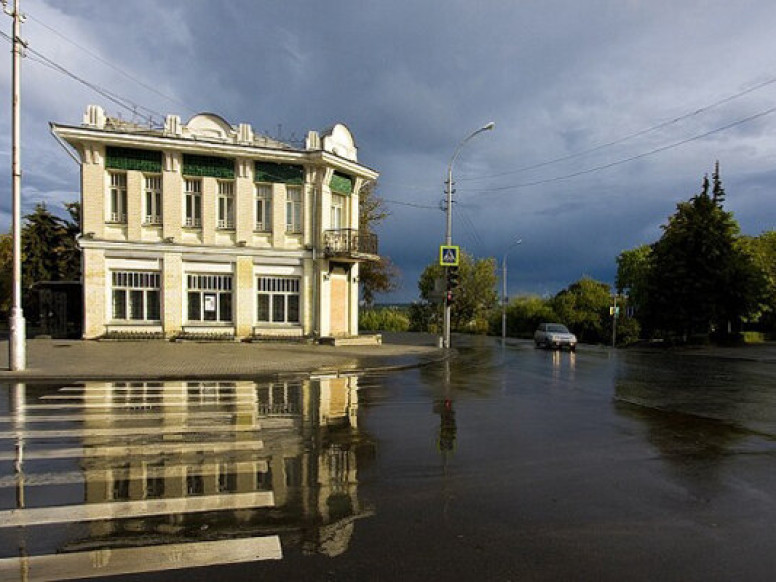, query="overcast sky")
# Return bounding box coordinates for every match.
[1,0,775,302]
